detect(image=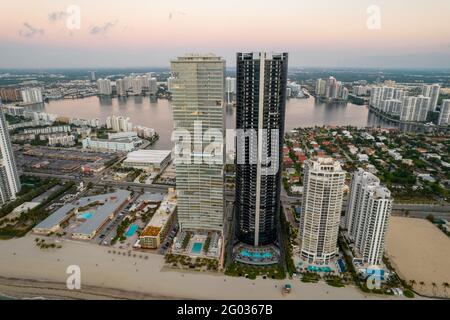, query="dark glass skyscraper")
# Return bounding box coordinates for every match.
[235,52,288,246]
